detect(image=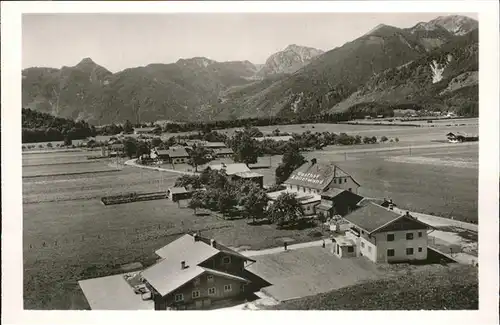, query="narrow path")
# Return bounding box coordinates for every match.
[239,239,327,257]
[392,207,478,232]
